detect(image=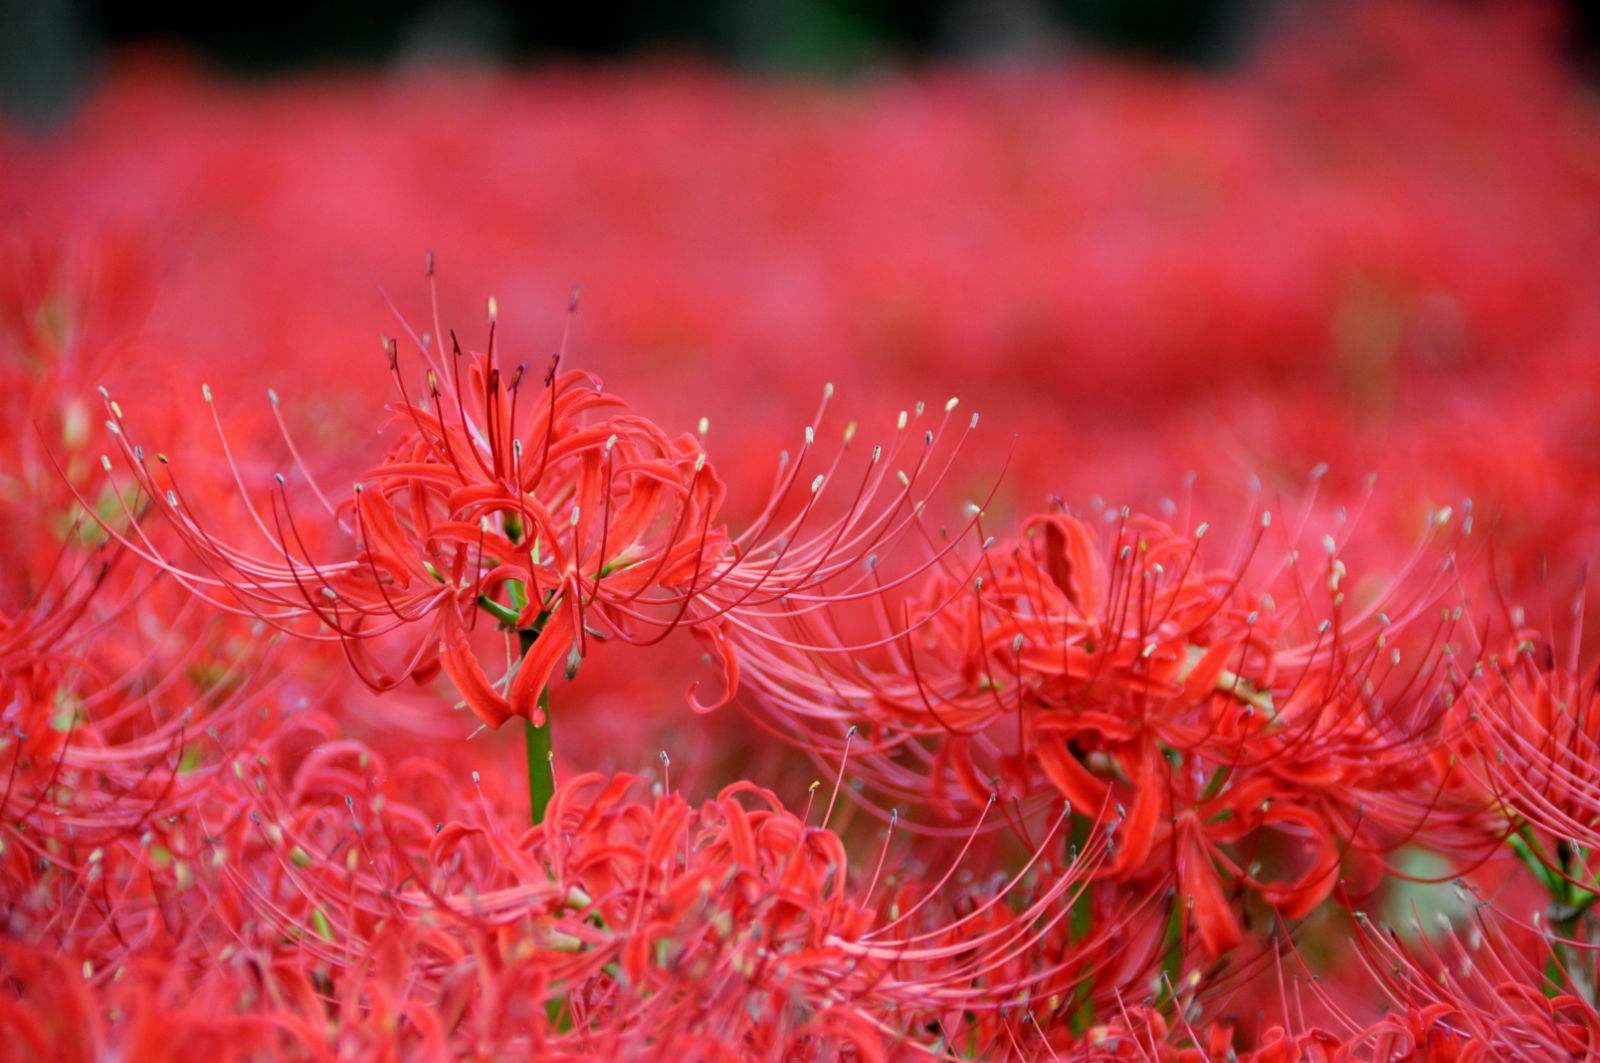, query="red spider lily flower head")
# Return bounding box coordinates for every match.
[1447,598,1600,858]
[1069,1009,1349,1062]
[0,549,290,915]
[0,242,312,1006]
[1337,894,1600,1060]
[184,716,1151,1060]
[87,288,725,729]
[0,561,109,770]
[730,481,1471,958]
[85,265,981,734]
